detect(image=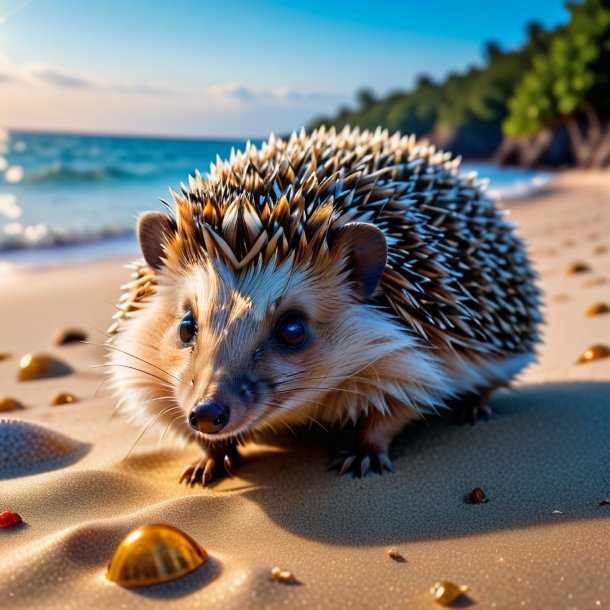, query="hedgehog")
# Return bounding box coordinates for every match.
[107,126,541,485]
